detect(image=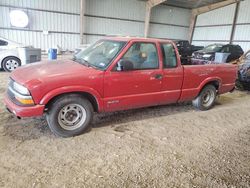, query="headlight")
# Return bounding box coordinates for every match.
[13,82,30,95]
[203,54,212,58]
[8,80,34,105]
